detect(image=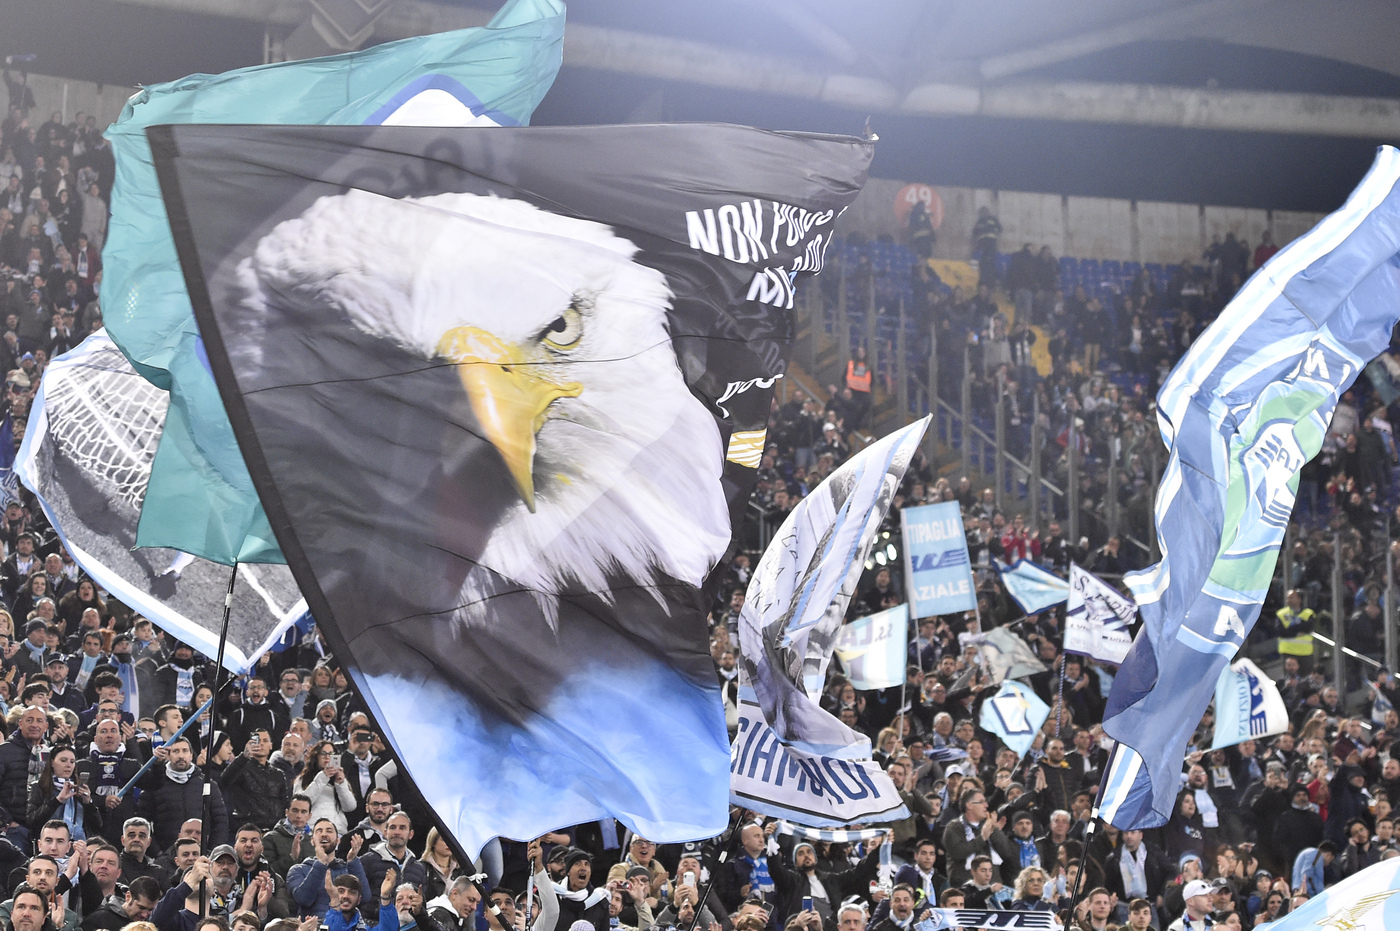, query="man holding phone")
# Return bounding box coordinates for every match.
[222,730,291,831]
